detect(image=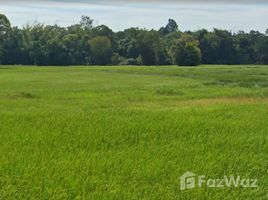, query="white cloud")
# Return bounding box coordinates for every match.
[0,1,267,32]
